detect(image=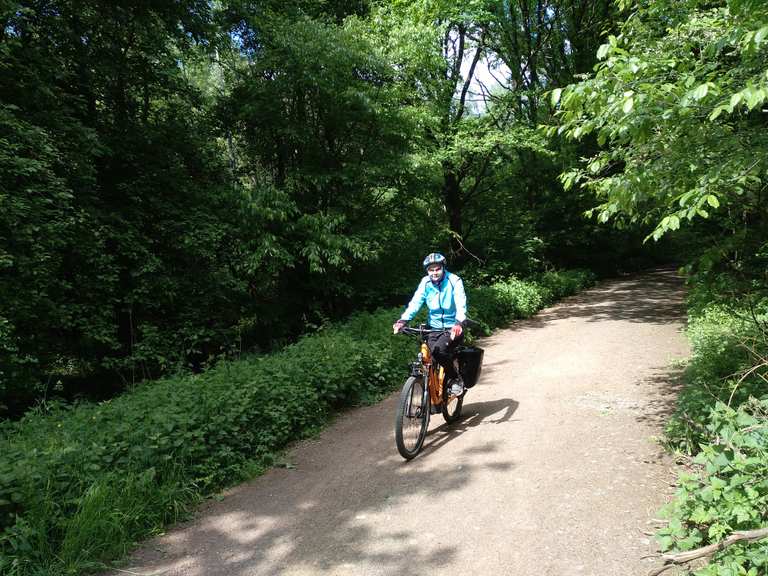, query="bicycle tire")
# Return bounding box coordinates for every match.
[441,382,464,423]
[395,376,429,459]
